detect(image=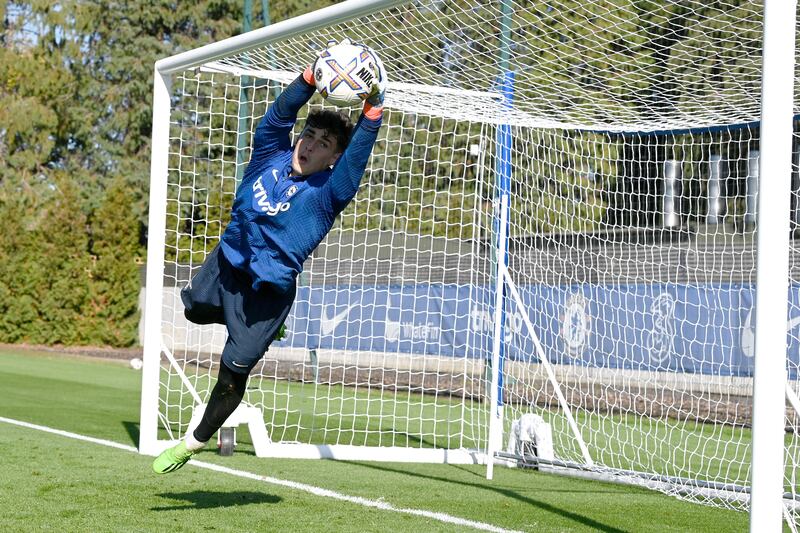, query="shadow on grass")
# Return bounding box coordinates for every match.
[341,461,627,533]
[447,463,488,480]
[122,421,139,447]
[152,490,281,511]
